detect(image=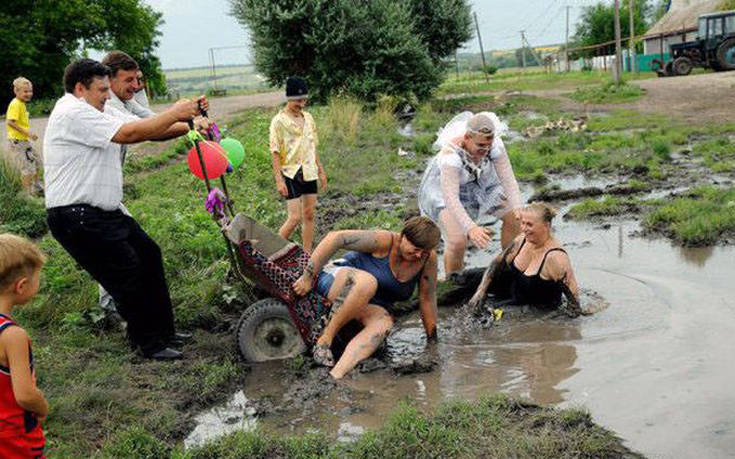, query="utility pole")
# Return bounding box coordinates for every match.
[613,0,623,85]
[520,31,527,69]
[565,5,571,72]
[473,12,490,83]
[629,0,636,73]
